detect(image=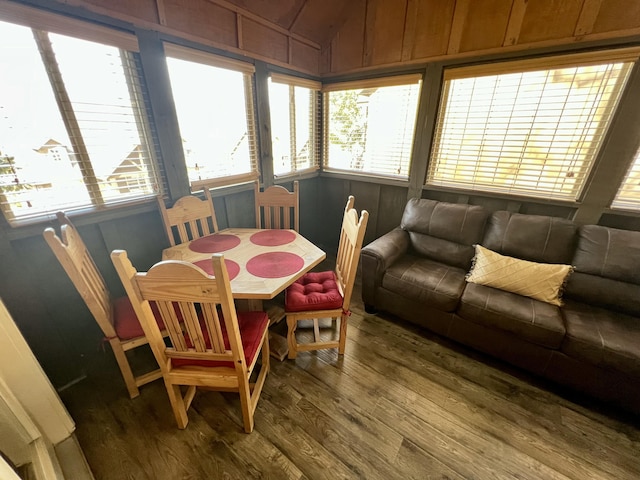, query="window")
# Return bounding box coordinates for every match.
[323,75,422,179]
[611,149,640,210]
[164,44,258,188]
[0,13,160,225]
[427,49,638,200]
[268,74,320,176]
